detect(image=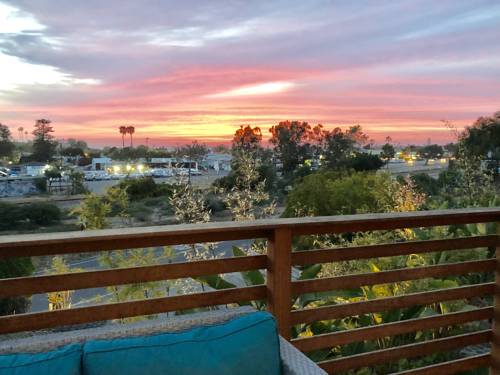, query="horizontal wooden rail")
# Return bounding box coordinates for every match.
[0,285,266,334]
[1,207,499,259]
[293,259,495,295]
[292,235,496,266]
[293,307,492,352]
[318,330,491,373]
[0,255,267,298]
[292,282,495,324]
[393,353,490,375]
